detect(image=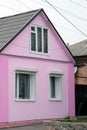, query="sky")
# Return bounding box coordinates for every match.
[0,0,87,45]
